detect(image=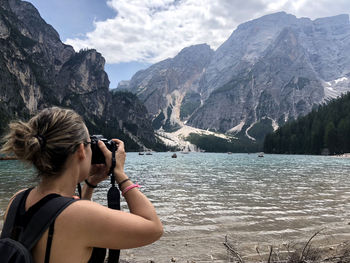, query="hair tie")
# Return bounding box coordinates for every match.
[35,134,46,149]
